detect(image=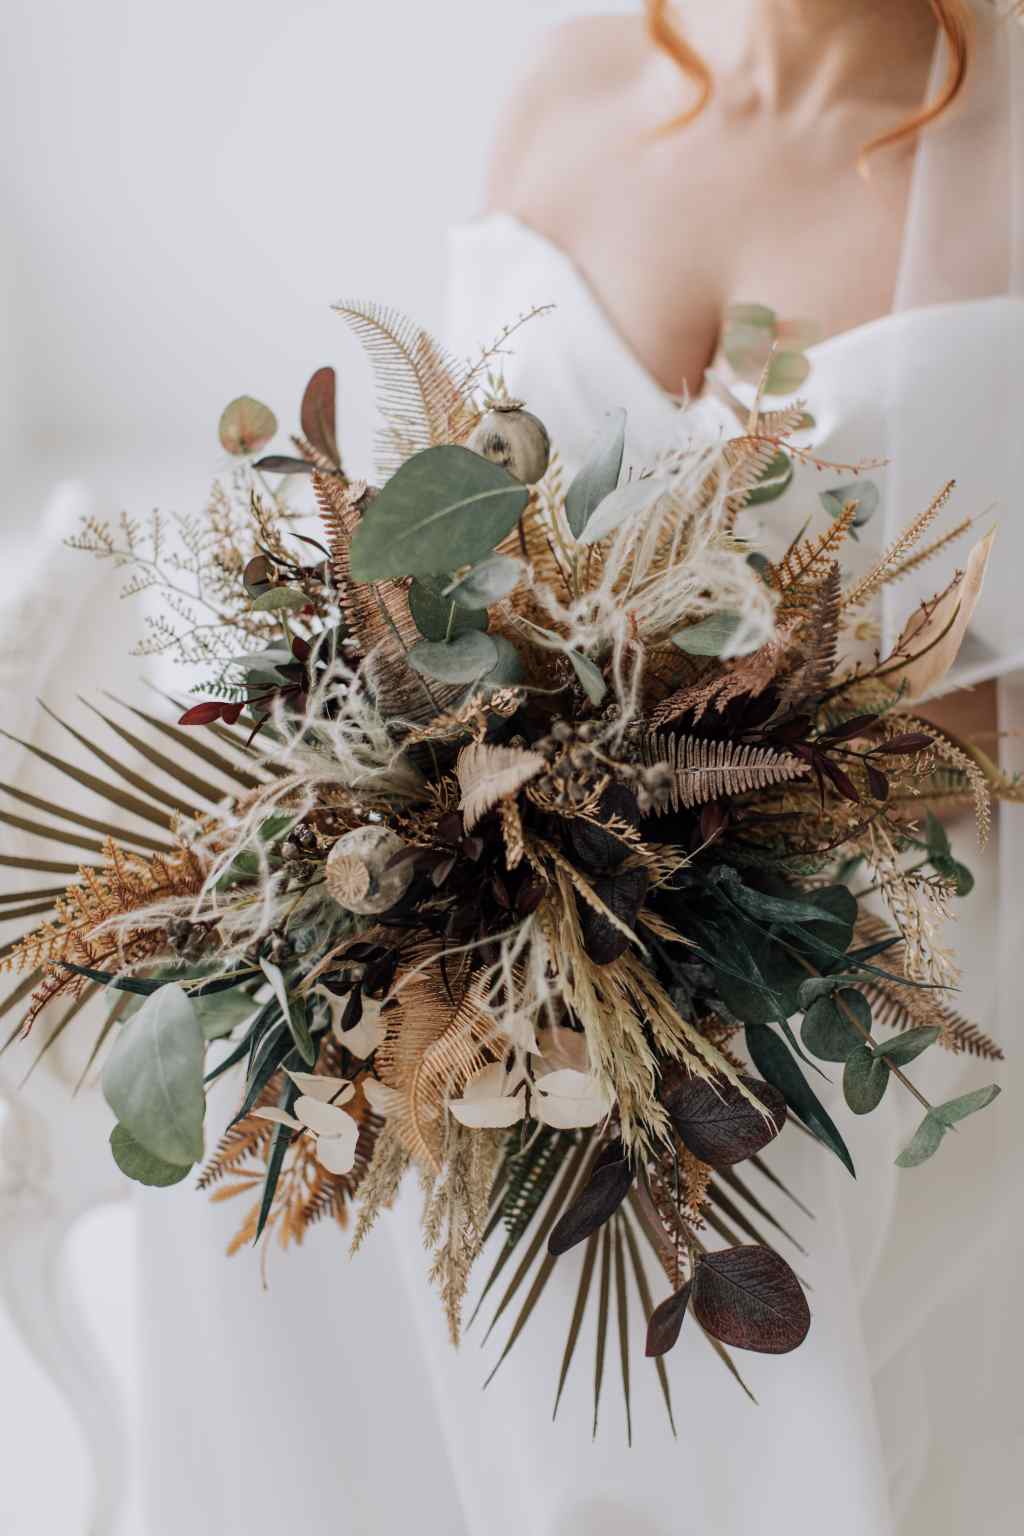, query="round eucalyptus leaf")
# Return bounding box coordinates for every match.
[895,1112,948,1168]
[819,479,880,529]
[218,396,277,456]
[445,555,526,607]
[801,988,870,1063]
[671,612,757,658]
[251,587,308,614]
[350,445,529,581]
[408,631,498,684]
[932,1083,1001,1128]
[764,351,811,395]
[746,450,794,506]
[102,983,206,1167]
[110,1123,191,1187]
[874,1026,940,1067]
[843,1046,889,1115]
[408,577,487,641]
[477,633,525,688]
